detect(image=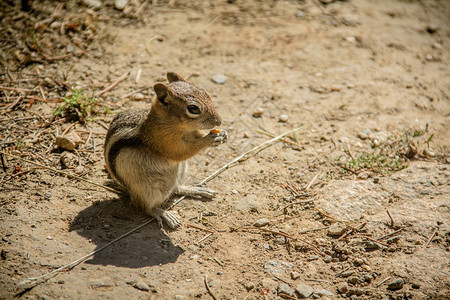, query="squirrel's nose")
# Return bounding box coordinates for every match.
[212,114,222,127]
